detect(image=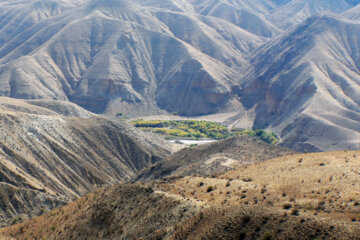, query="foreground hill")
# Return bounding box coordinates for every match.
[2,150,359,239]
[237,15,360,152]
[137,135,296,180]
[0,97,170,226]
[170,150,360,222]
